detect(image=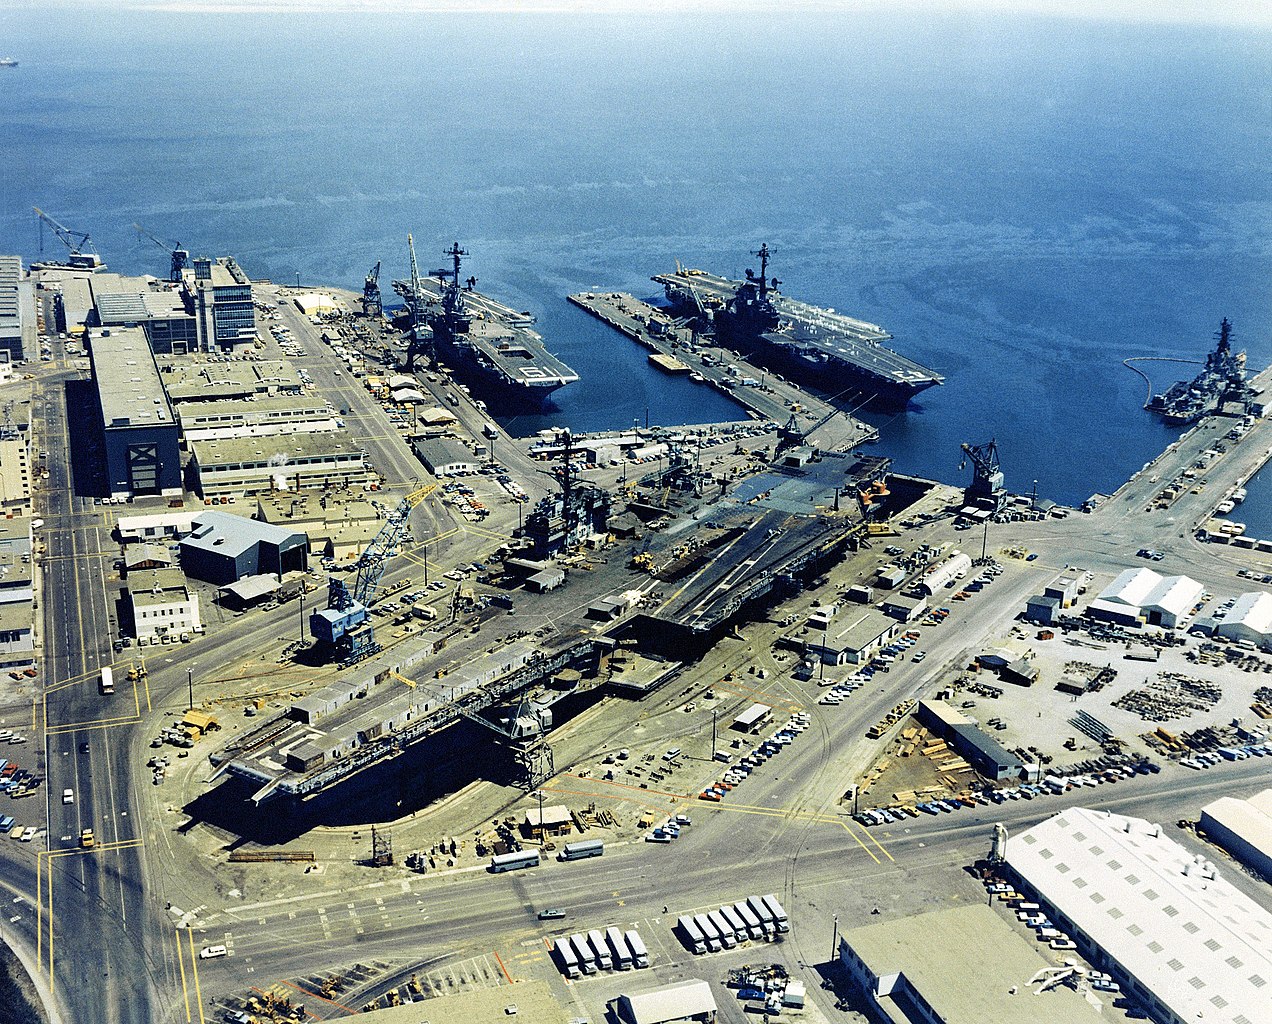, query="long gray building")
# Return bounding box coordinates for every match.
[0,255,25,361]
[88,326,183,498]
